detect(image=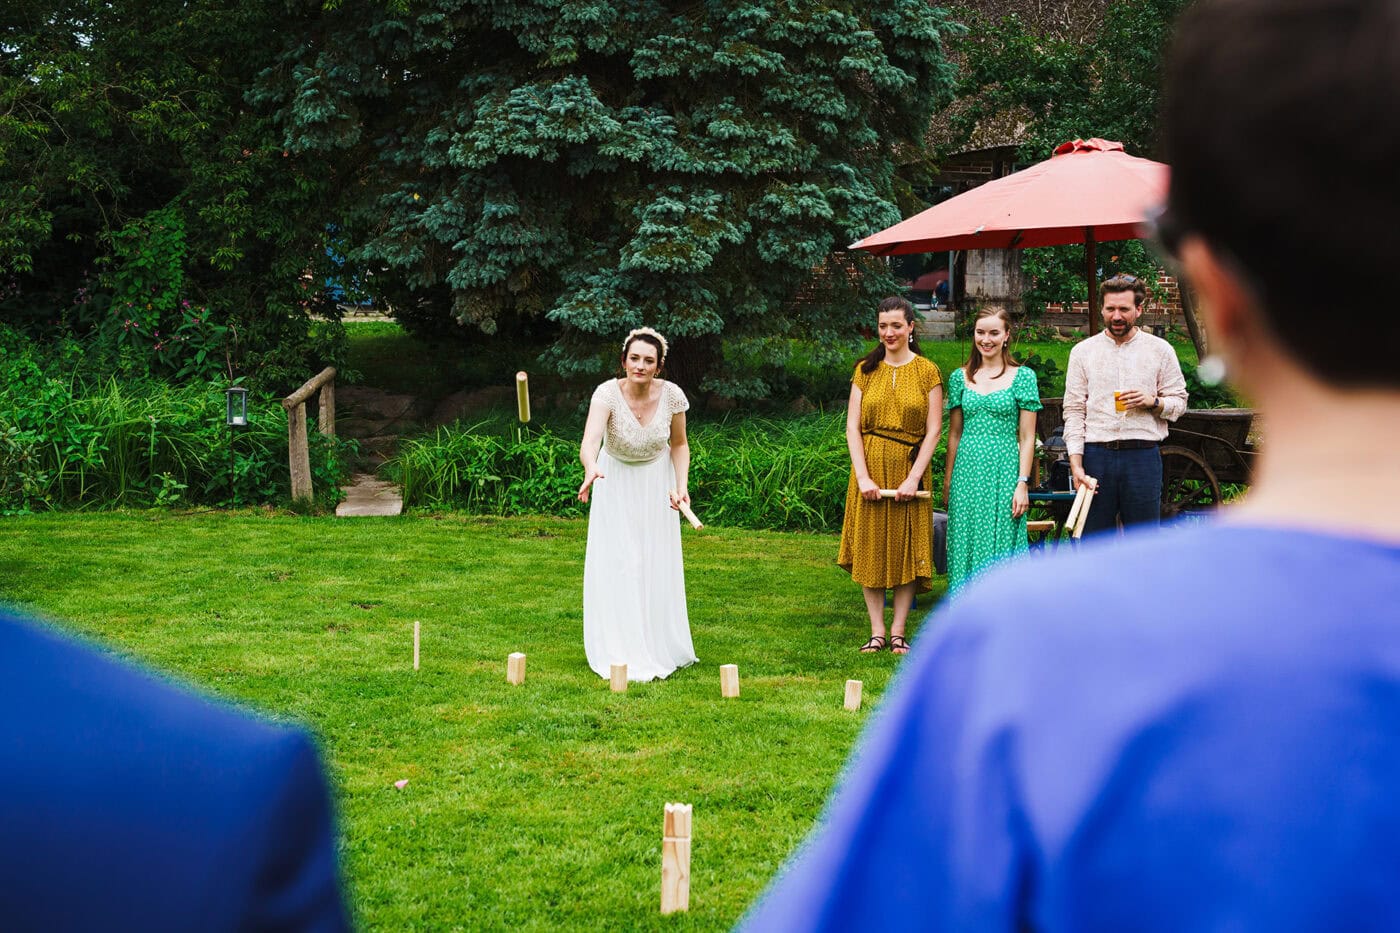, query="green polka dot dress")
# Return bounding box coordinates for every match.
[945,365,1042,596]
